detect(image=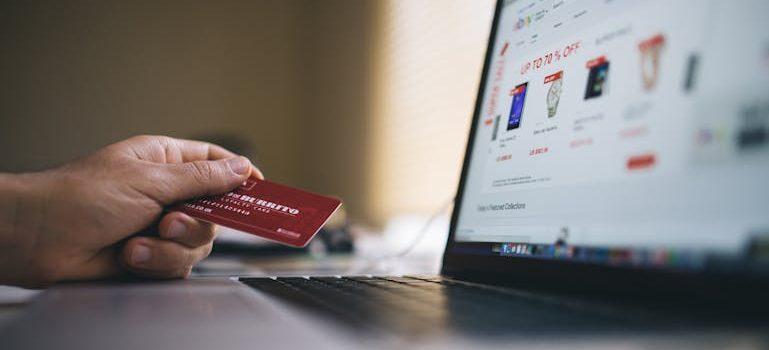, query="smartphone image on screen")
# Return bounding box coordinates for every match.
[508,82,529,130]
[585,60,609,100]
